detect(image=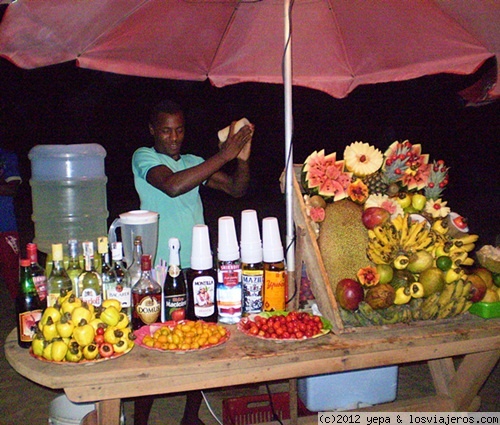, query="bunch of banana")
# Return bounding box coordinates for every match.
[354,302,404,326]
[366,222,400,264]
[420,279,472,320]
